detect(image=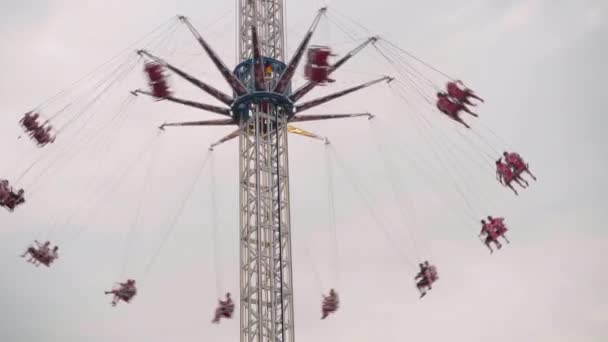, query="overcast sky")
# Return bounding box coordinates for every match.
[1,0,607,341]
